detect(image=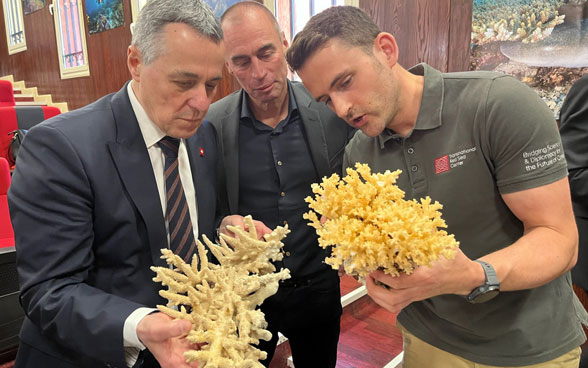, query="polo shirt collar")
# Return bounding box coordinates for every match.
[377,63,444,149]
